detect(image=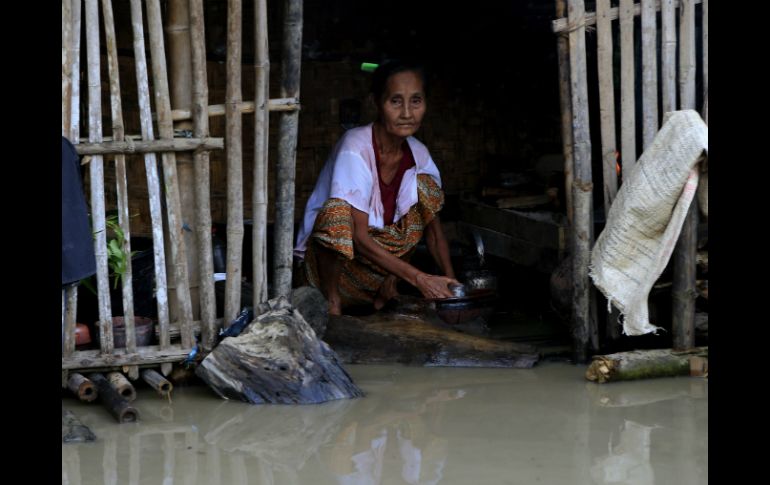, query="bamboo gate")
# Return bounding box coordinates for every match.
[553,0,707,361]
[61,0,303,382]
